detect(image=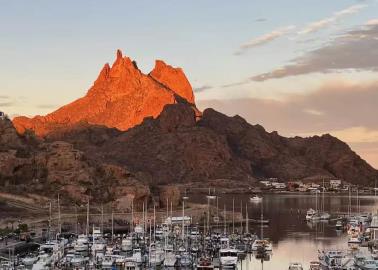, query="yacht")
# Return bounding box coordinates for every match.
[288,262,303,270]
[101,255,115,269]
[164,251,178,268]
[318,250,345,270]
[74,234,89,254]
[31,252,52,270]
[250,195,263,202]
[219,248,238,268]
[121,237,133,252]
[309,261,321,270]
[21,254,38,267]
[251,239,273,252]
[335,220,343,230]
[197,256,214,269]
[354,254,378,270]
[180,252,193,267]
[70,253,87,269]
